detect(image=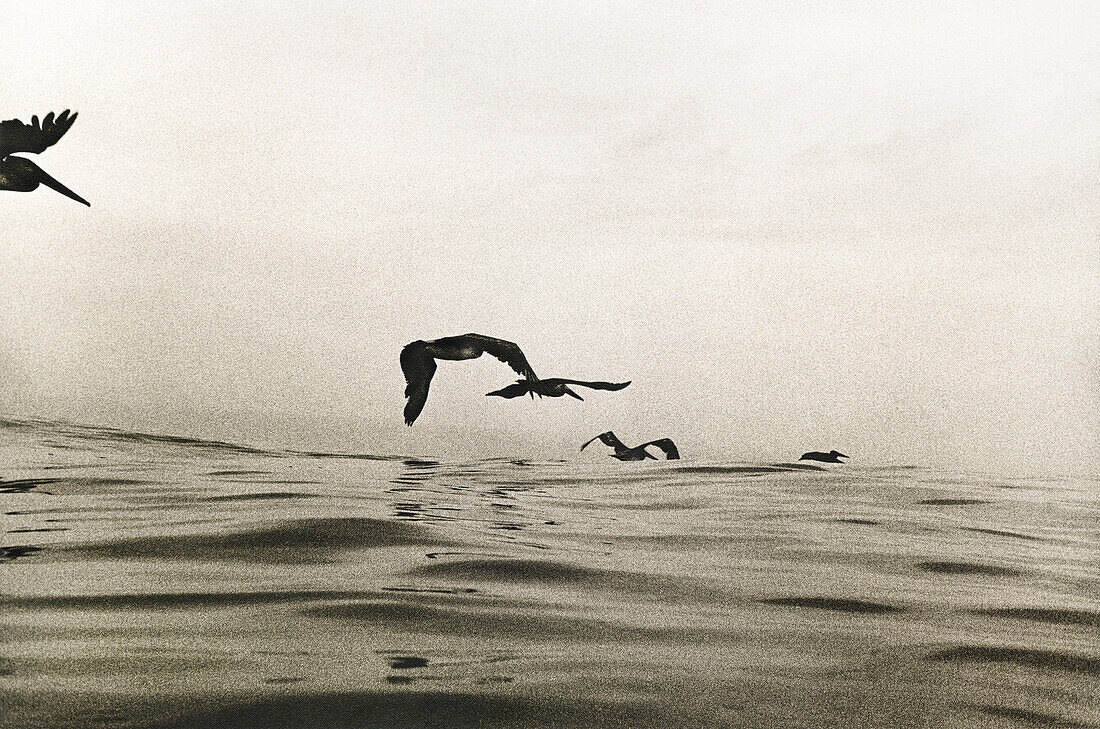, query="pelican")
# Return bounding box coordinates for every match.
[0,110,89,206]
[486,378,630,401]
[799,450,848,464]
[581,431,680,461]
[401,333,539,426]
